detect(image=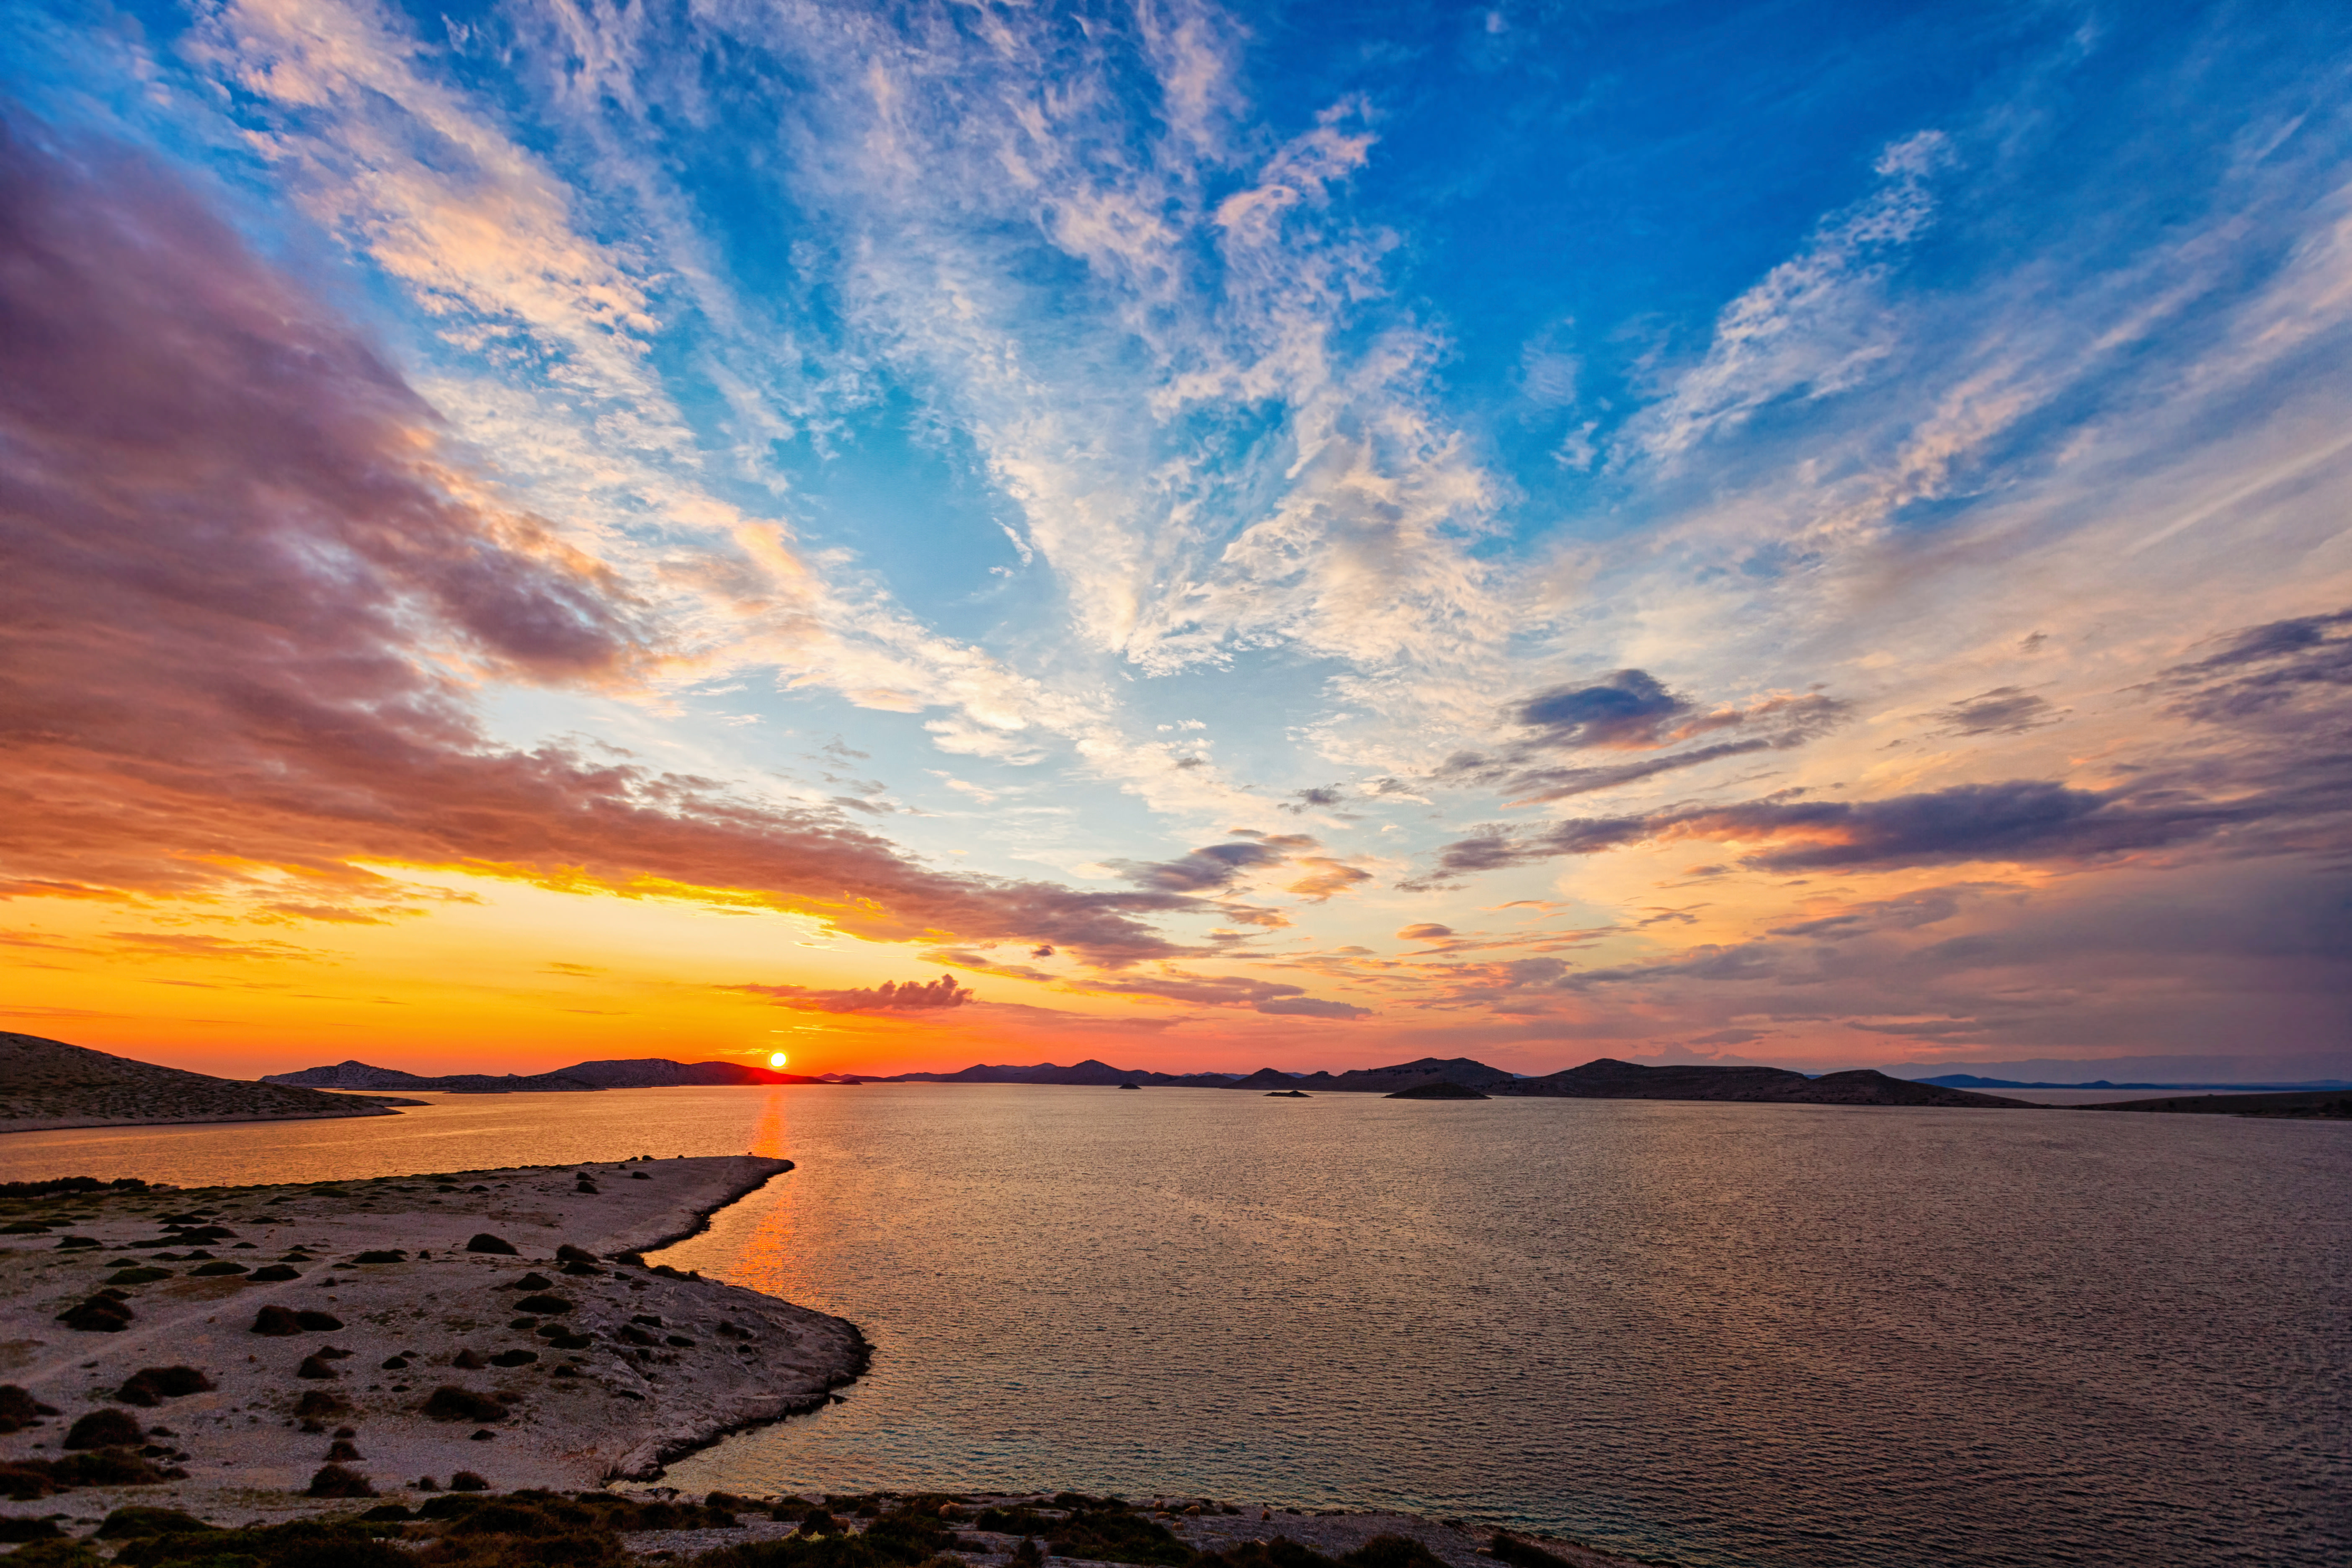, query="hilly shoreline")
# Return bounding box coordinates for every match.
[0,1034,420,1136]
